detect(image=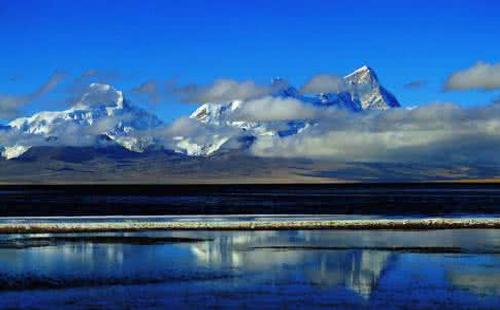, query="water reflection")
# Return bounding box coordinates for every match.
[448,270,500,296]
[0,230,498,308]
[446,255,500,296]
[187,231,396,298]
[306,250,394,299]
[0,243,126,282]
